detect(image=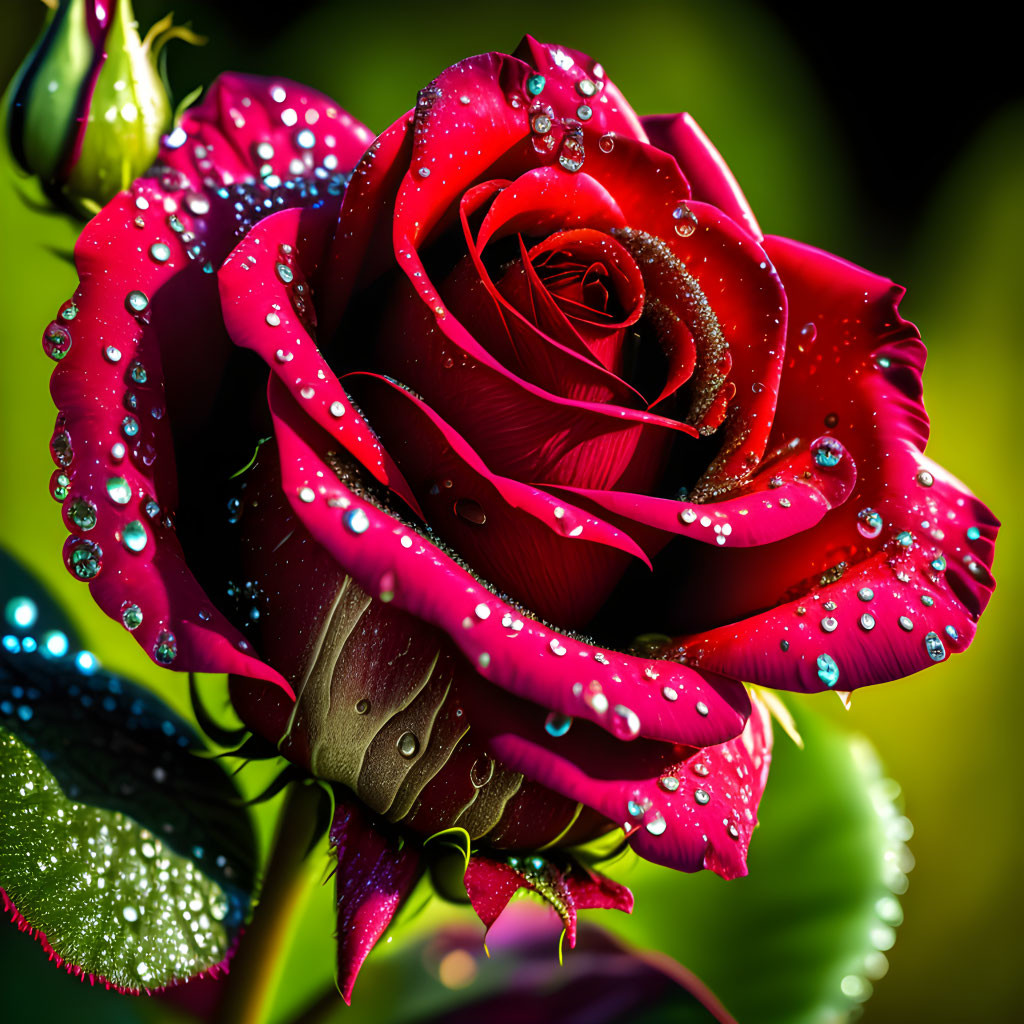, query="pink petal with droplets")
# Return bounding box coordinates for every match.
[268,376,750,746]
